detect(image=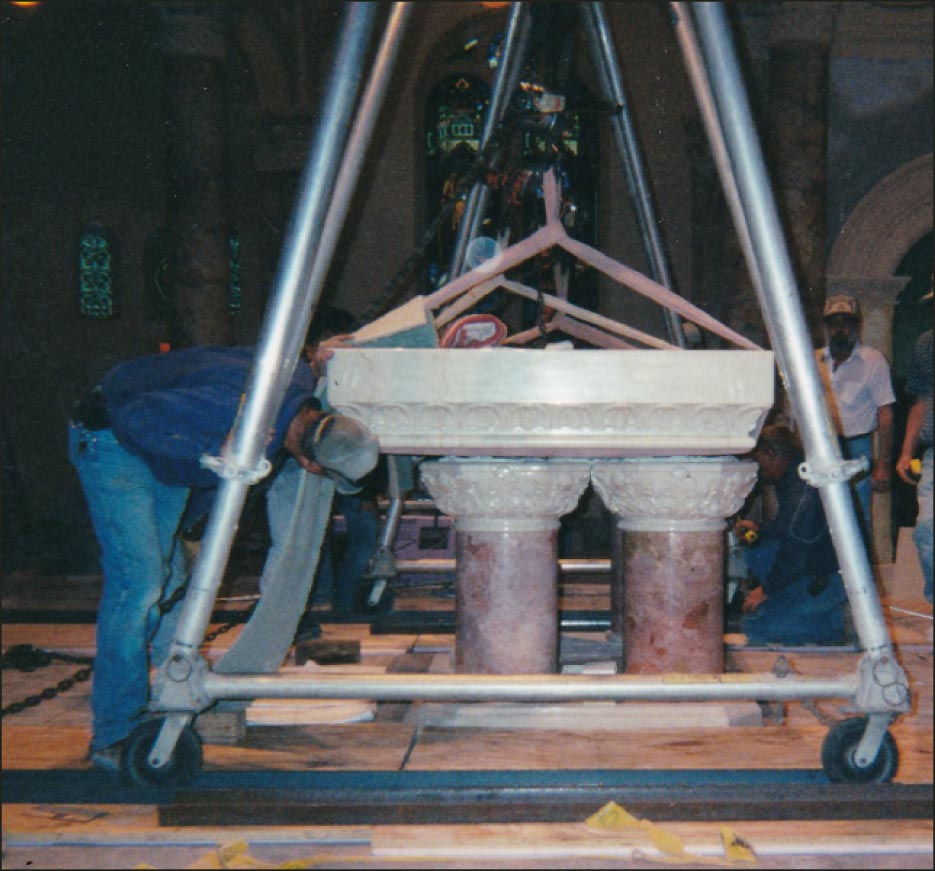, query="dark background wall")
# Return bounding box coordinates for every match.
[1,1,931,573]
